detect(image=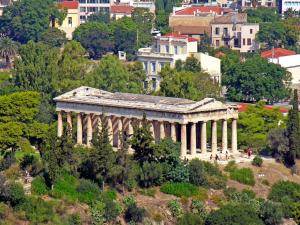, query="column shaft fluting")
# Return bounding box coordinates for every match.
[108,117,113,146]
[149,121,155,142]
[171,123,176,142]
[211,120,217,154]
[180,124,187,158]
[87,114,93,147]
[67,112,72,131]
[117,118,123,148]
[160,122,165,140]
[201,121,207,153]
[232,119,238,153]
[77,113,82,145]
[191,123,196,156]
[57,111,63,137]
[222,119,228,152]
